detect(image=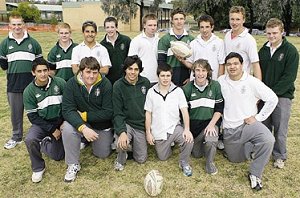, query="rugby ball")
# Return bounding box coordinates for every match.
[144,170,163,196]
[170,41,192,58]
